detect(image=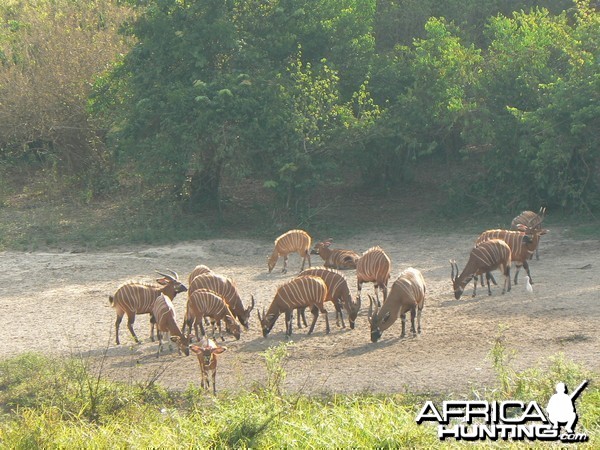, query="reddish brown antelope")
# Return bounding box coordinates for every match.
[310,239,360,270]
[475,226,548,284]
[298,267,360,329]
[152,293,190,357]
[187,273,254,331]
[109,270,187,345]
[511,207,547,260]
[368,267,426,342]
[258,275,329,337]
[356,246,391,305]
[268,229,312,274]
[185,289,241,341]
[190,337,227,395]
[450,239,512,299]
